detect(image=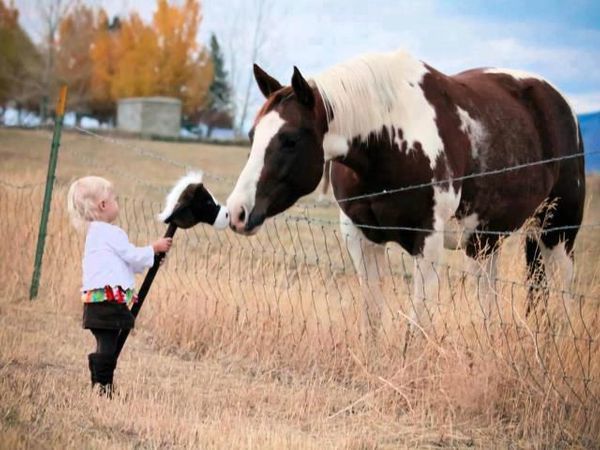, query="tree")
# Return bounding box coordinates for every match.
[0,0,42,110]
[36,0,73,119]
[100,0,212,117]
[182,47,213,124]
[202,33,233,136]
[89,11,119,120]
[220,0,276,136]
[237,0,269,135]
[55,3,98,116]
[110,11,160,98]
